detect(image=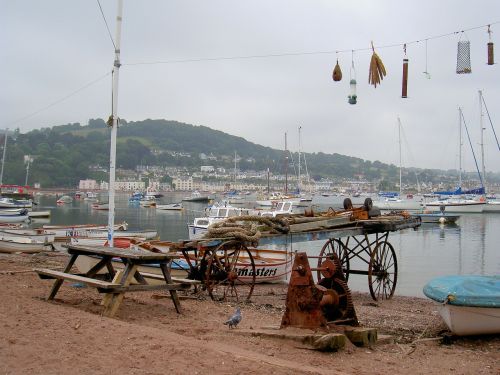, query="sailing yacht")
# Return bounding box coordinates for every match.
[376,118,423,211]
[477,90,500,213]
[424,108,486,213]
